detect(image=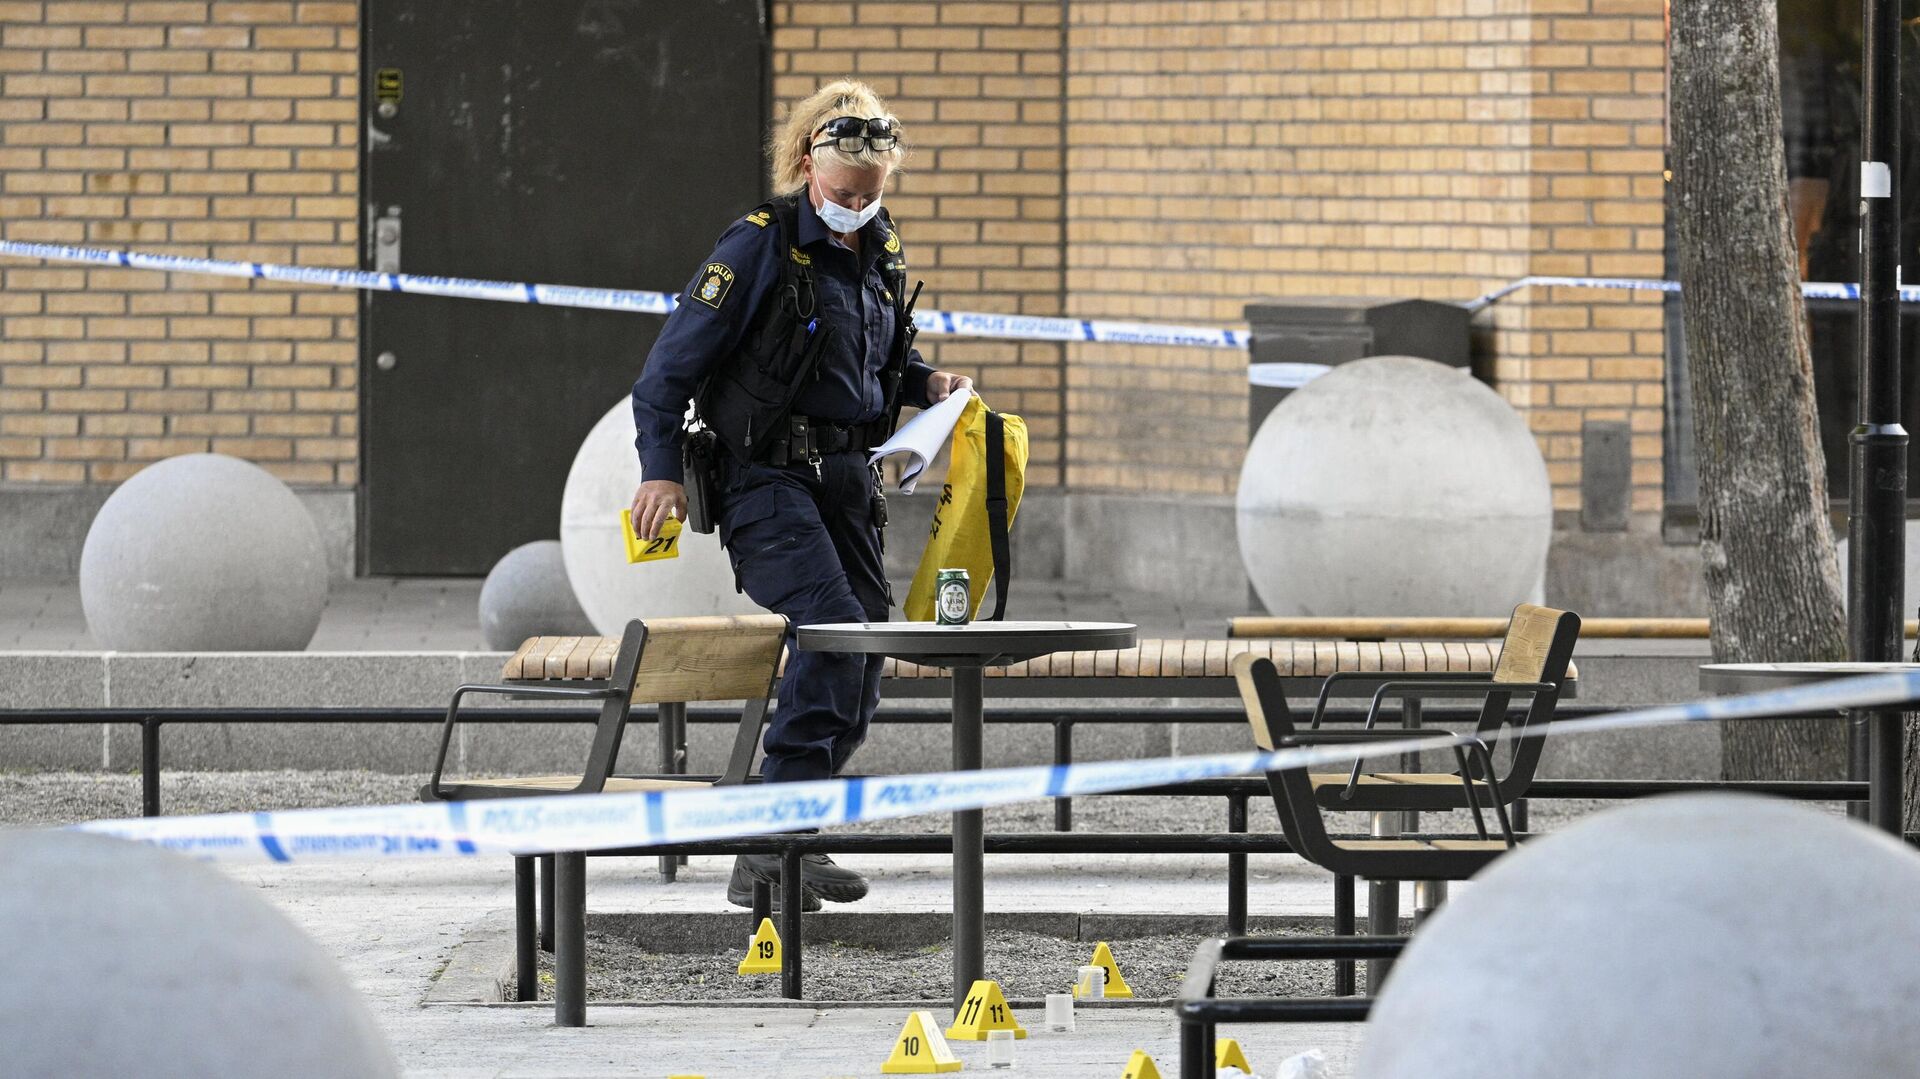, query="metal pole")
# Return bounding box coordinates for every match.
[1852,0,1907,835]
[781,845,804,1000]
[1225,794,1248,936]
[951,664,986,1011]
[1332,874,1356,996]
[513,856,538,1002]
[140,717,161,817]
[1052,717,1073,832]
[1365,812,1399,993]
[552,852,586,1027]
